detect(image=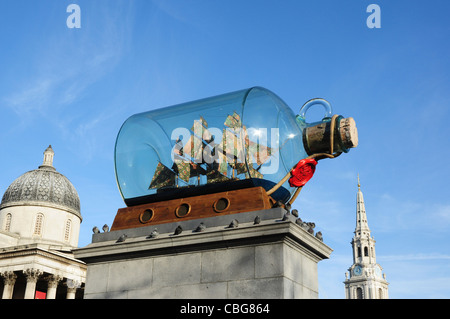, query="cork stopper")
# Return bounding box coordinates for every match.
[302,116,358,155]
[338,117,358,150]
